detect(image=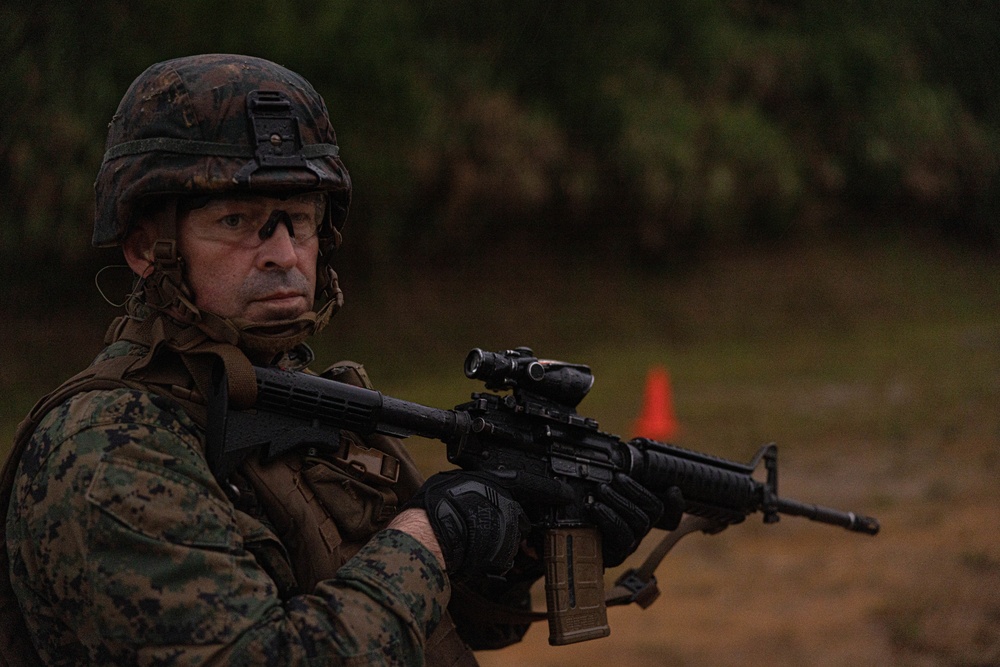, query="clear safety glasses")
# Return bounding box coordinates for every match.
[183,193,326,249]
